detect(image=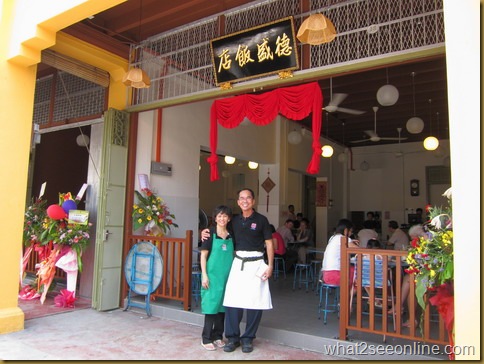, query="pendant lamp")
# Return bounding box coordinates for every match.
[288,129,303,145]
[321,112,333,158]
[123,0,151,89]
[297,13,337,45]
[376,68,399,106]
[423,99,439,151]
[406,72,424,134]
